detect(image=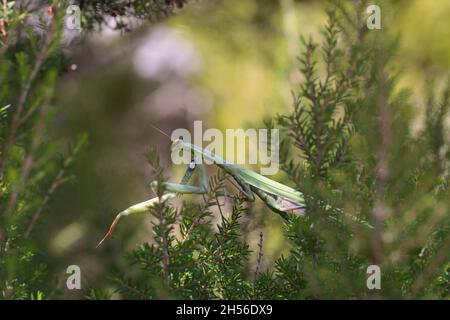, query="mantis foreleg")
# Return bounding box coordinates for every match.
[96,160,205,247]
[149,161,208,195]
